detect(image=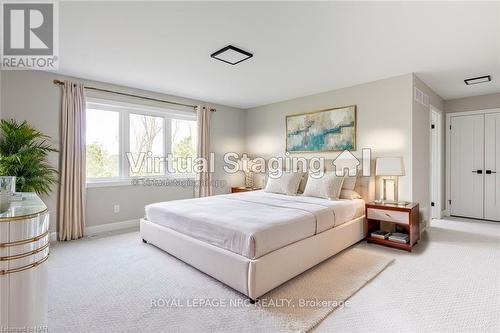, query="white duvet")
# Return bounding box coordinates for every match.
[145,191,364,259]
